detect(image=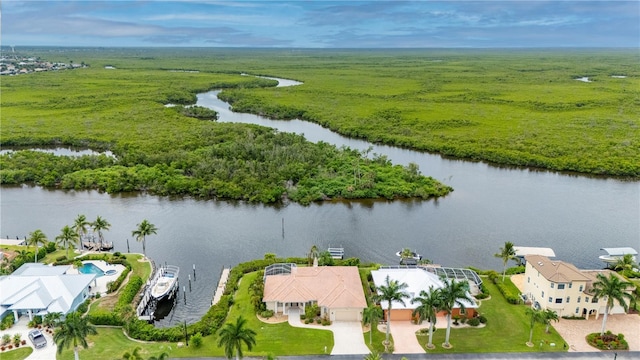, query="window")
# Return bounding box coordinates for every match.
[558,284,565,290]
[542,291,545,298]
[549,297,553,303]
[575,307,579,314]
[579,285,583,292]
[569,282,572,289]
[527,277,530,283]
[585,297,589,302]
[555,298,563,303]
[551,283,554,289]
[577,296,581,303]
[566,296,570,303]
